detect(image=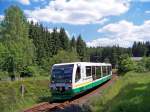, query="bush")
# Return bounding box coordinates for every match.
[134,61,146,73]
[0,71,9,80]
[134,57,150,73]
[21,65,46,77]
[145,57,150,71]
[118,54,136,73]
